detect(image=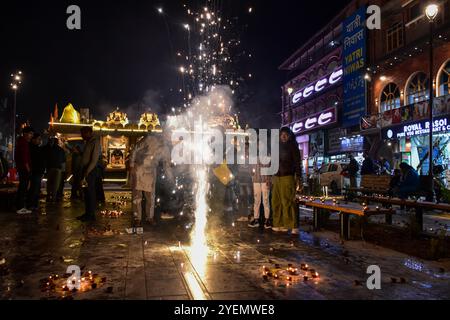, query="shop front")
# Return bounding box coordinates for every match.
[381,113,450,182]
[326,128,365,164]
